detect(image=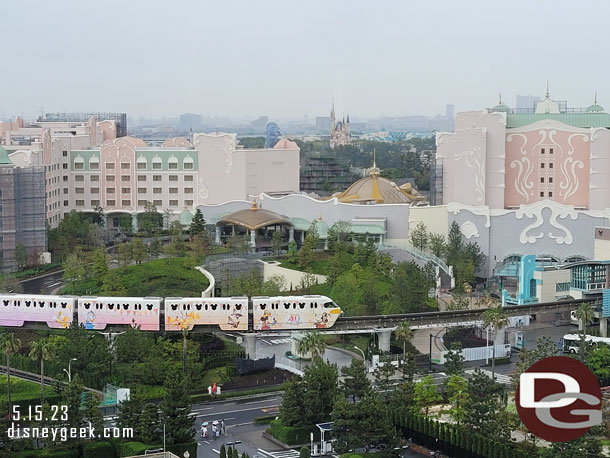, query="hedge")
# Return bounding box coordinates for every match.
[12,448,79,458]
[190,385,283,403]
[269,419,320,446]
[254,414,278,425]
[118,441,197,457]
[82,441,118,458]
